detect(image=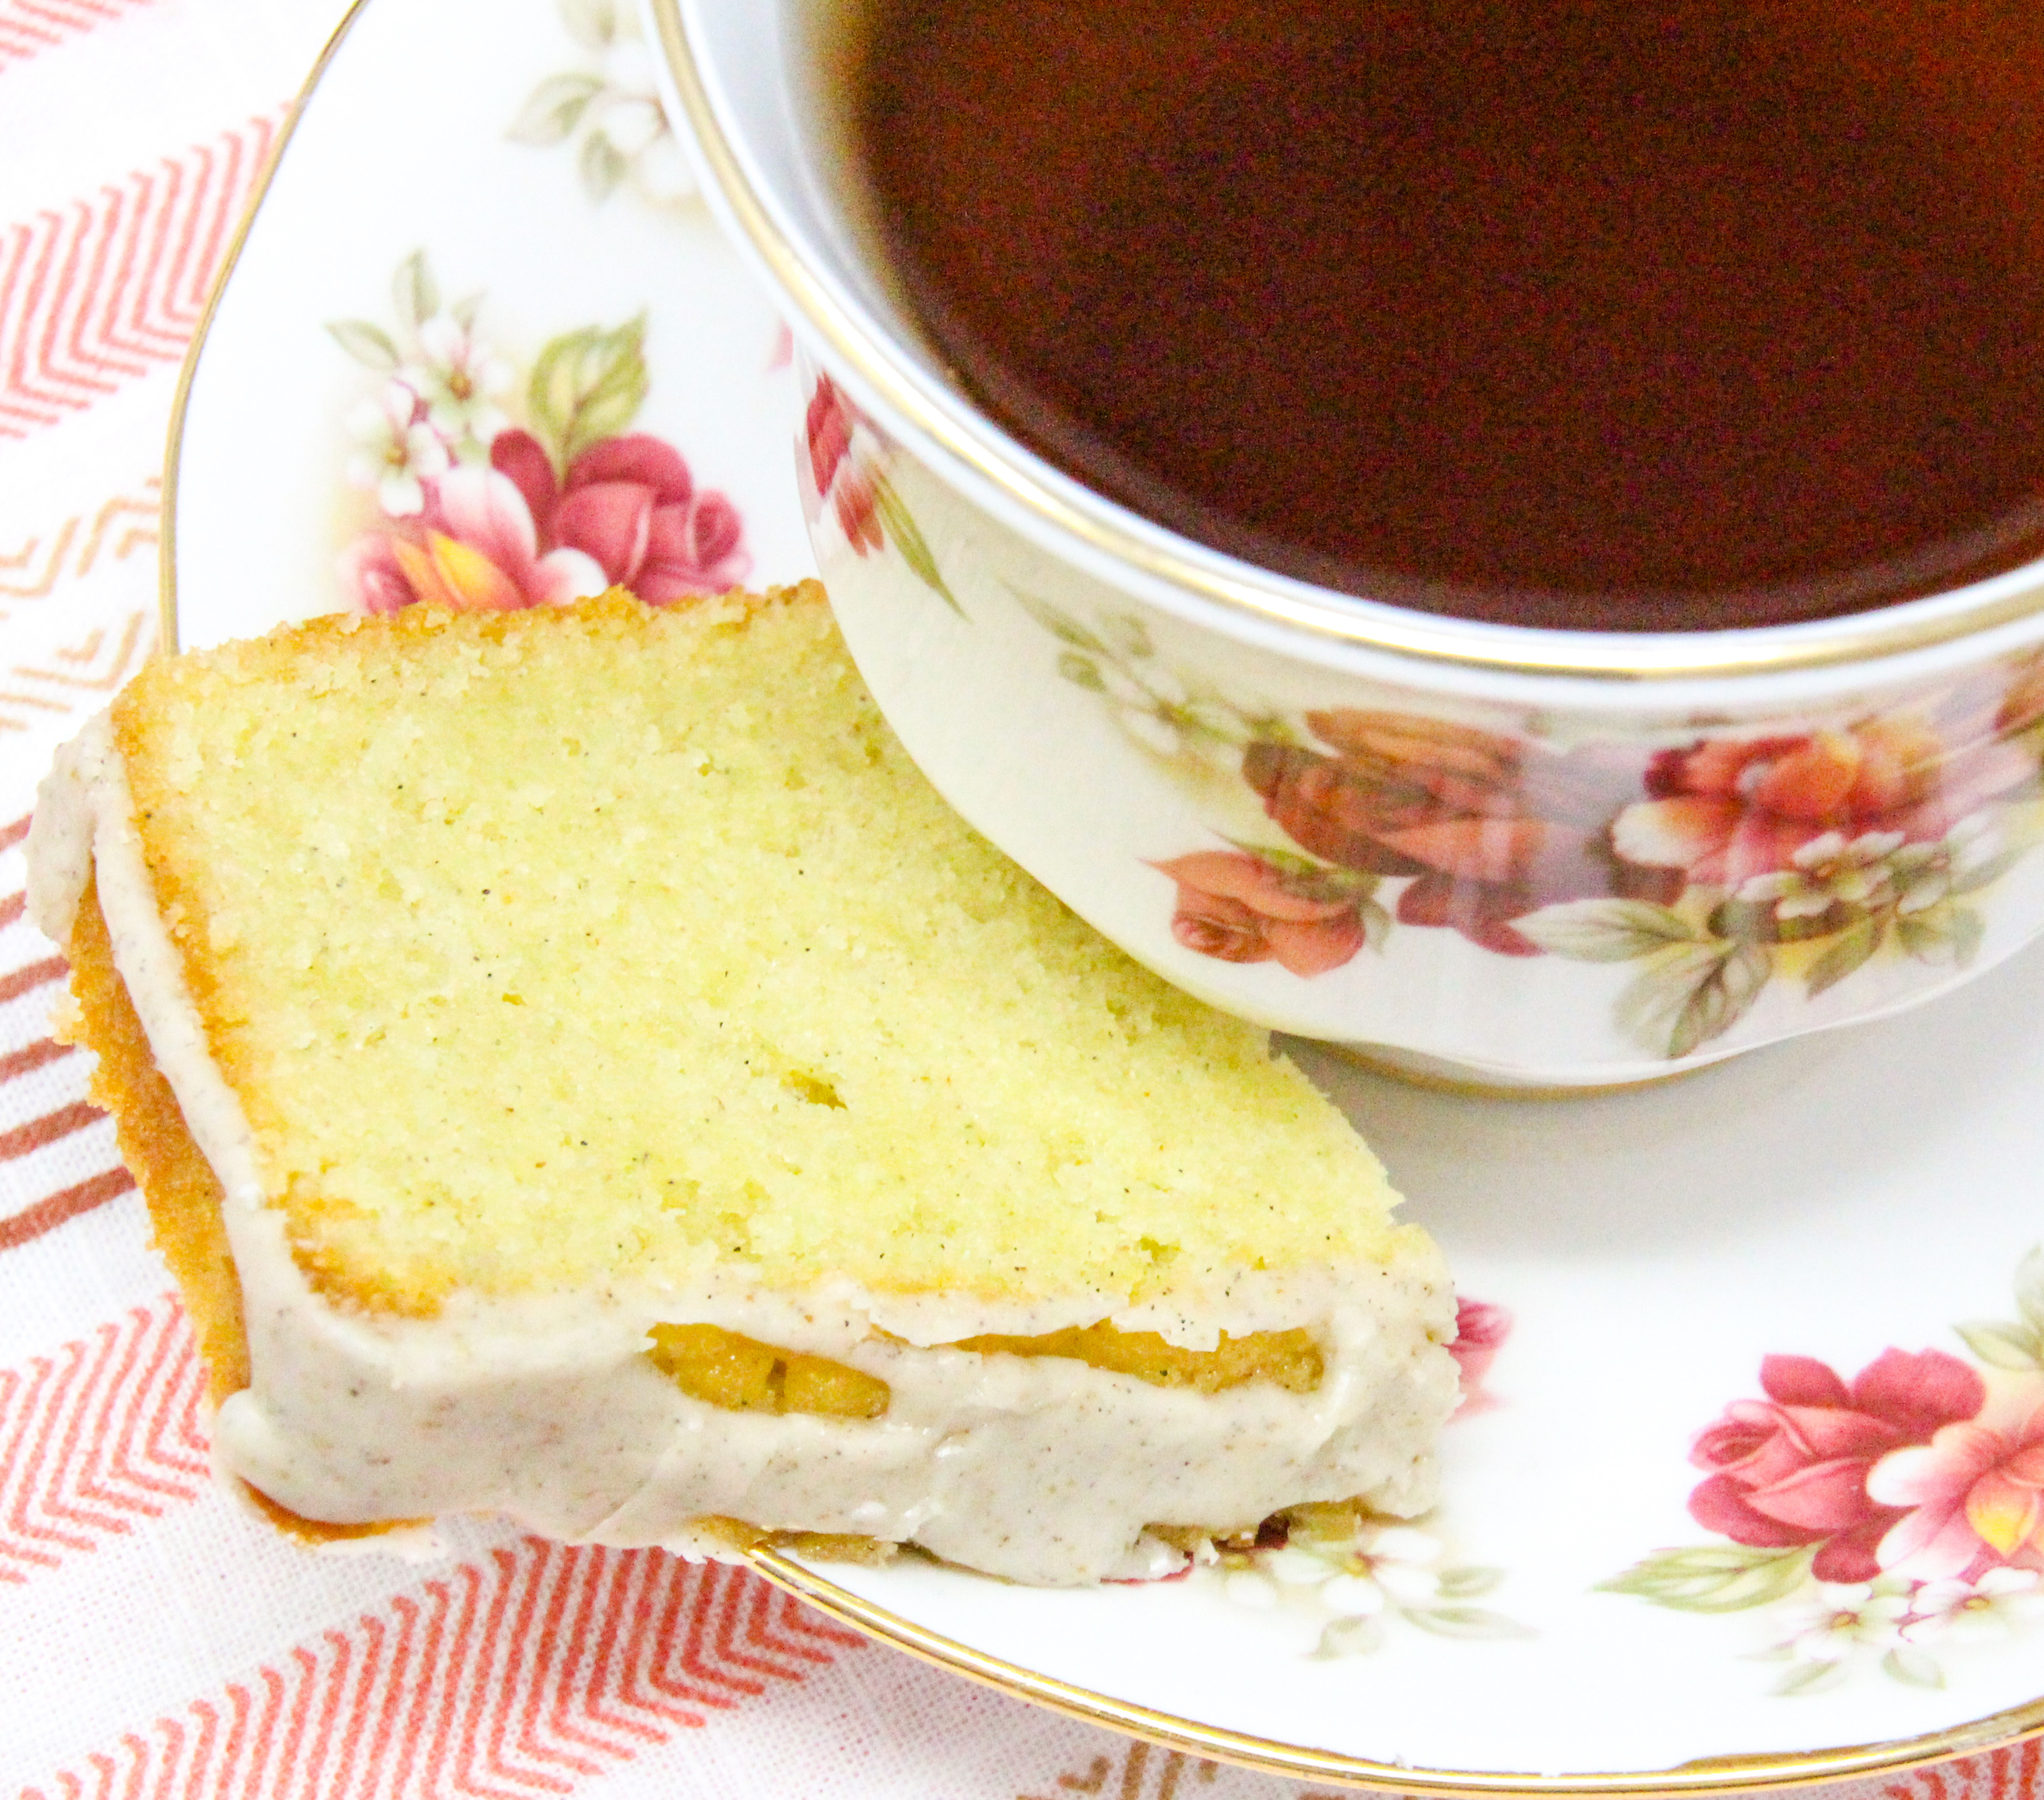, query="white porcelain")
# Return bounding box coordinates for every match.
[647,0,2044,1087]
